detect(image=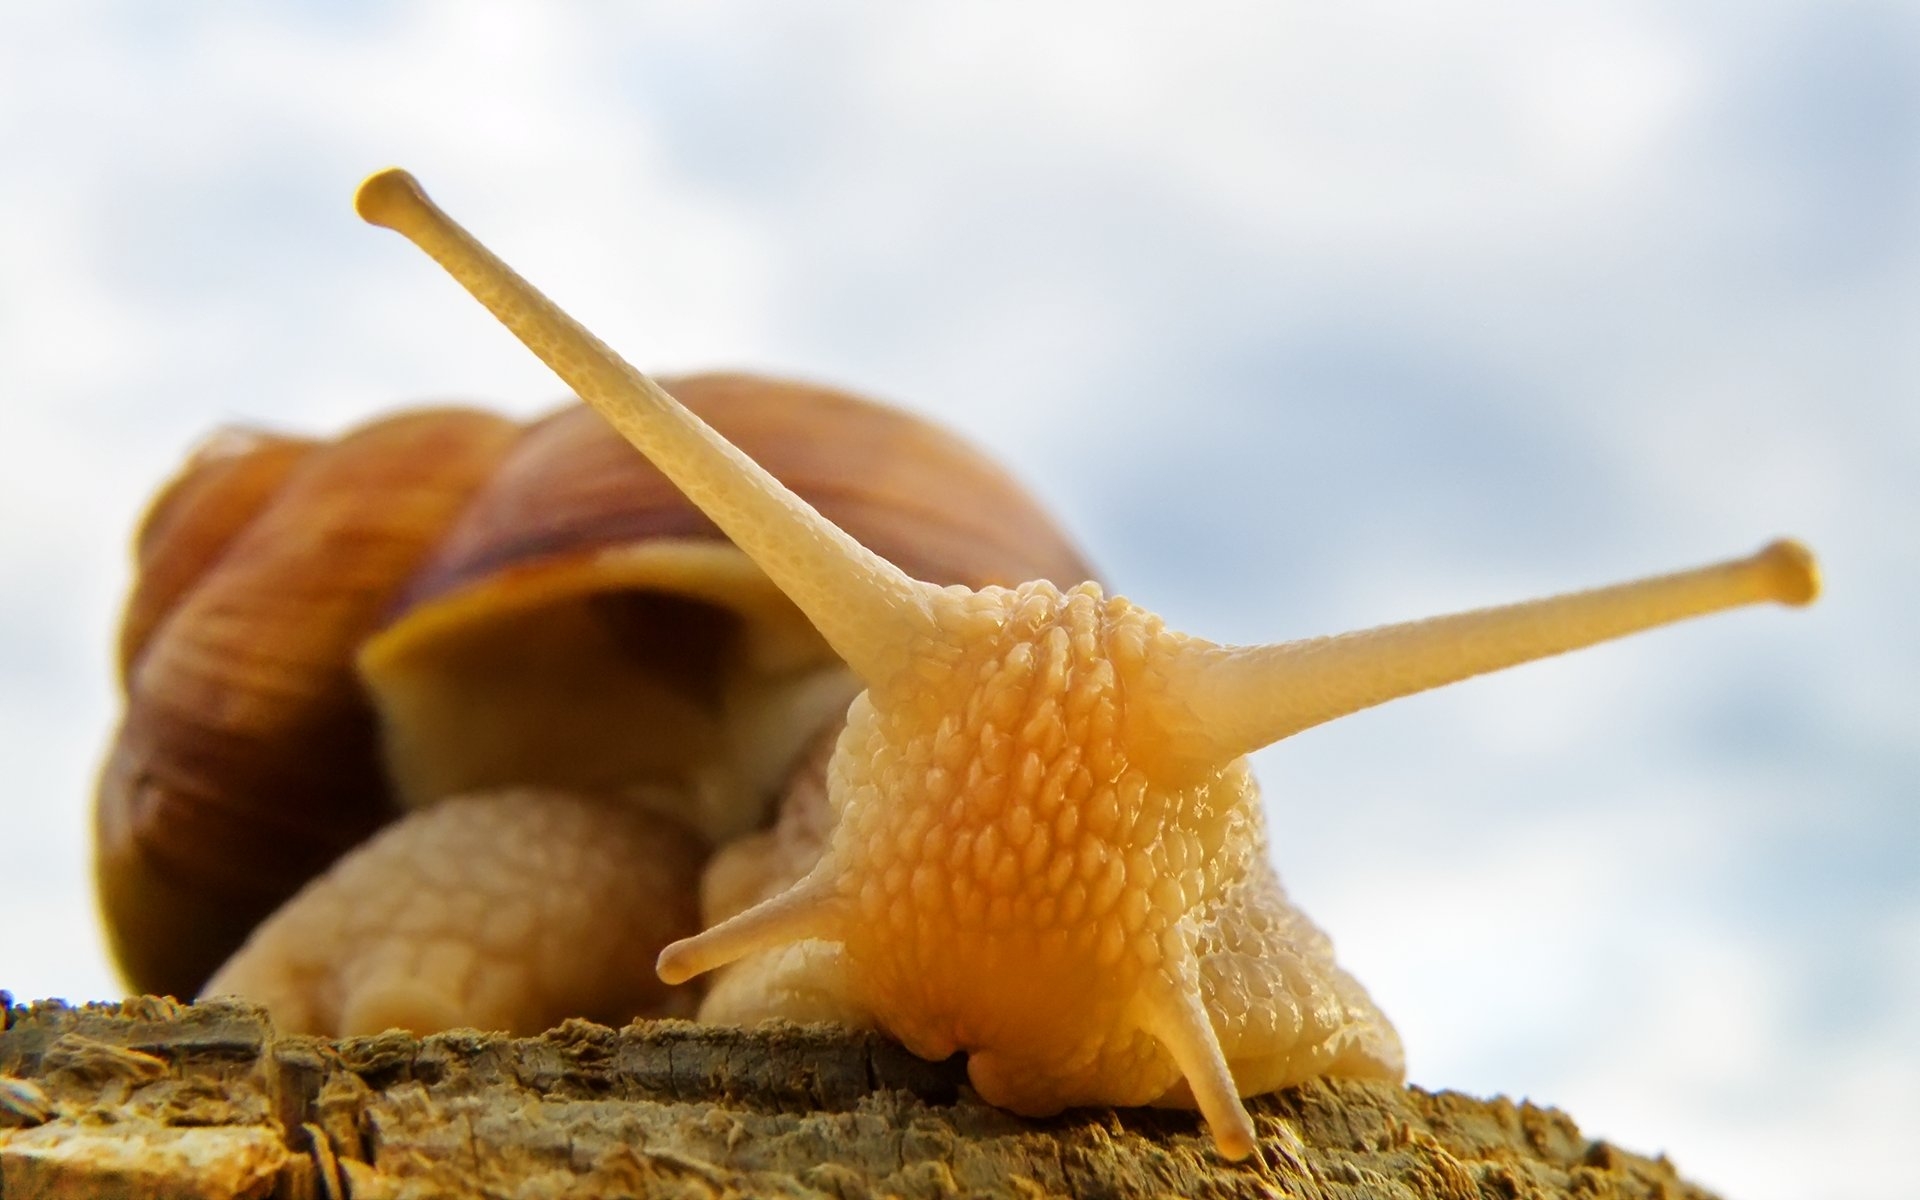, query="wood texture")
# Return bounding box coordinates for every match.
[0,995,1720,1200]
